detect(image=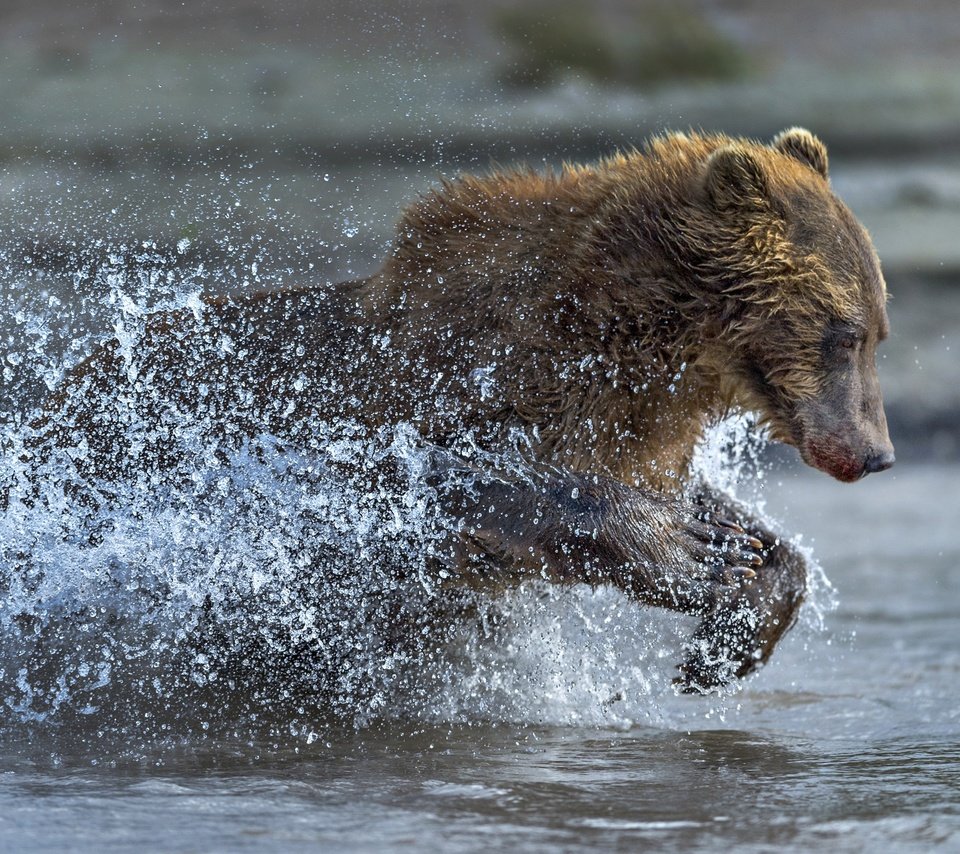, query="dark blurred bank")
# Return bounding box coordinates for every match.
[0,0,957,459]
